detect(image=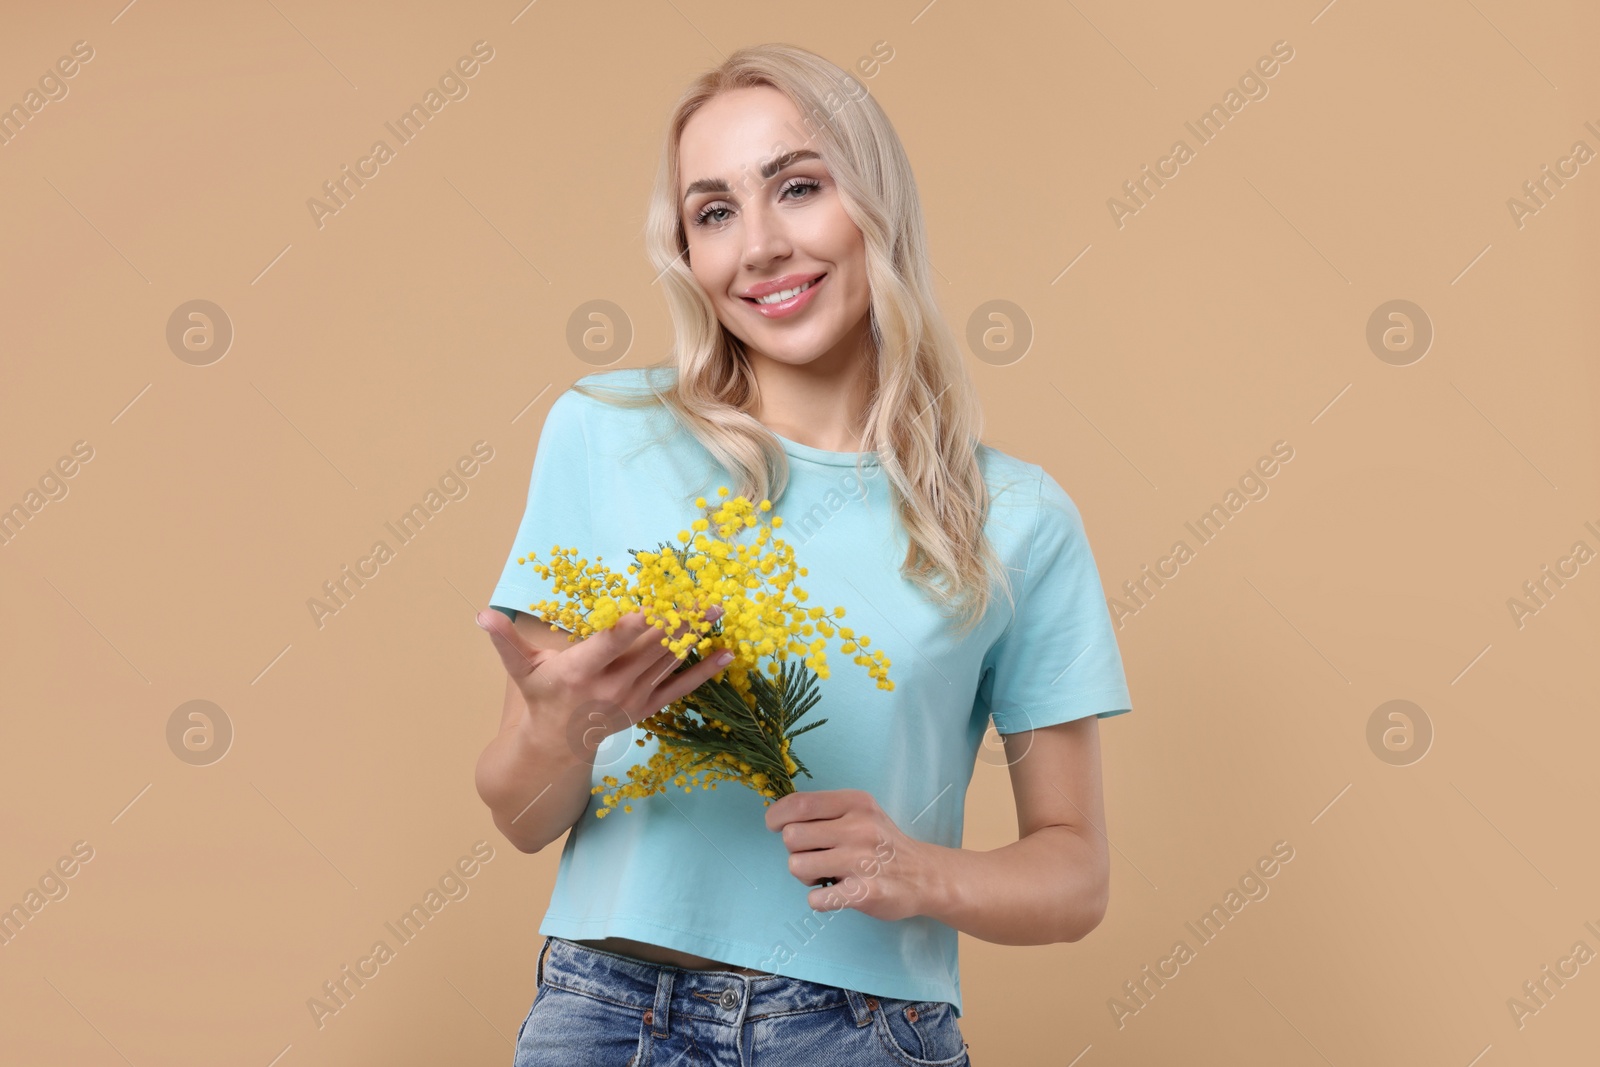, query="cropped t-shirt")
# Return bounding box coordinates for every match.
[487,367,1133,1017]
